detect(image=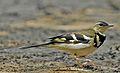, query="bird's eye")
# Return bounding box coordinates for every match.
[99,24,104,26]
